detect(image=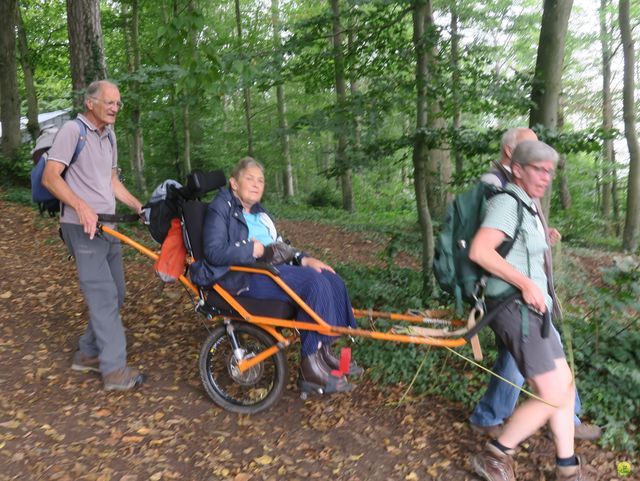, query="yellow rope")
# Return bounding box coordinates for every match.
[395,346,431,407]
[443,345,559,408]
